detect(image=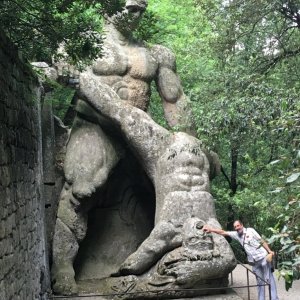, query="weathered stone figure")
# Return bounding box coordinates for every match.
[51,0,197,295]
[75,74,237,298]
